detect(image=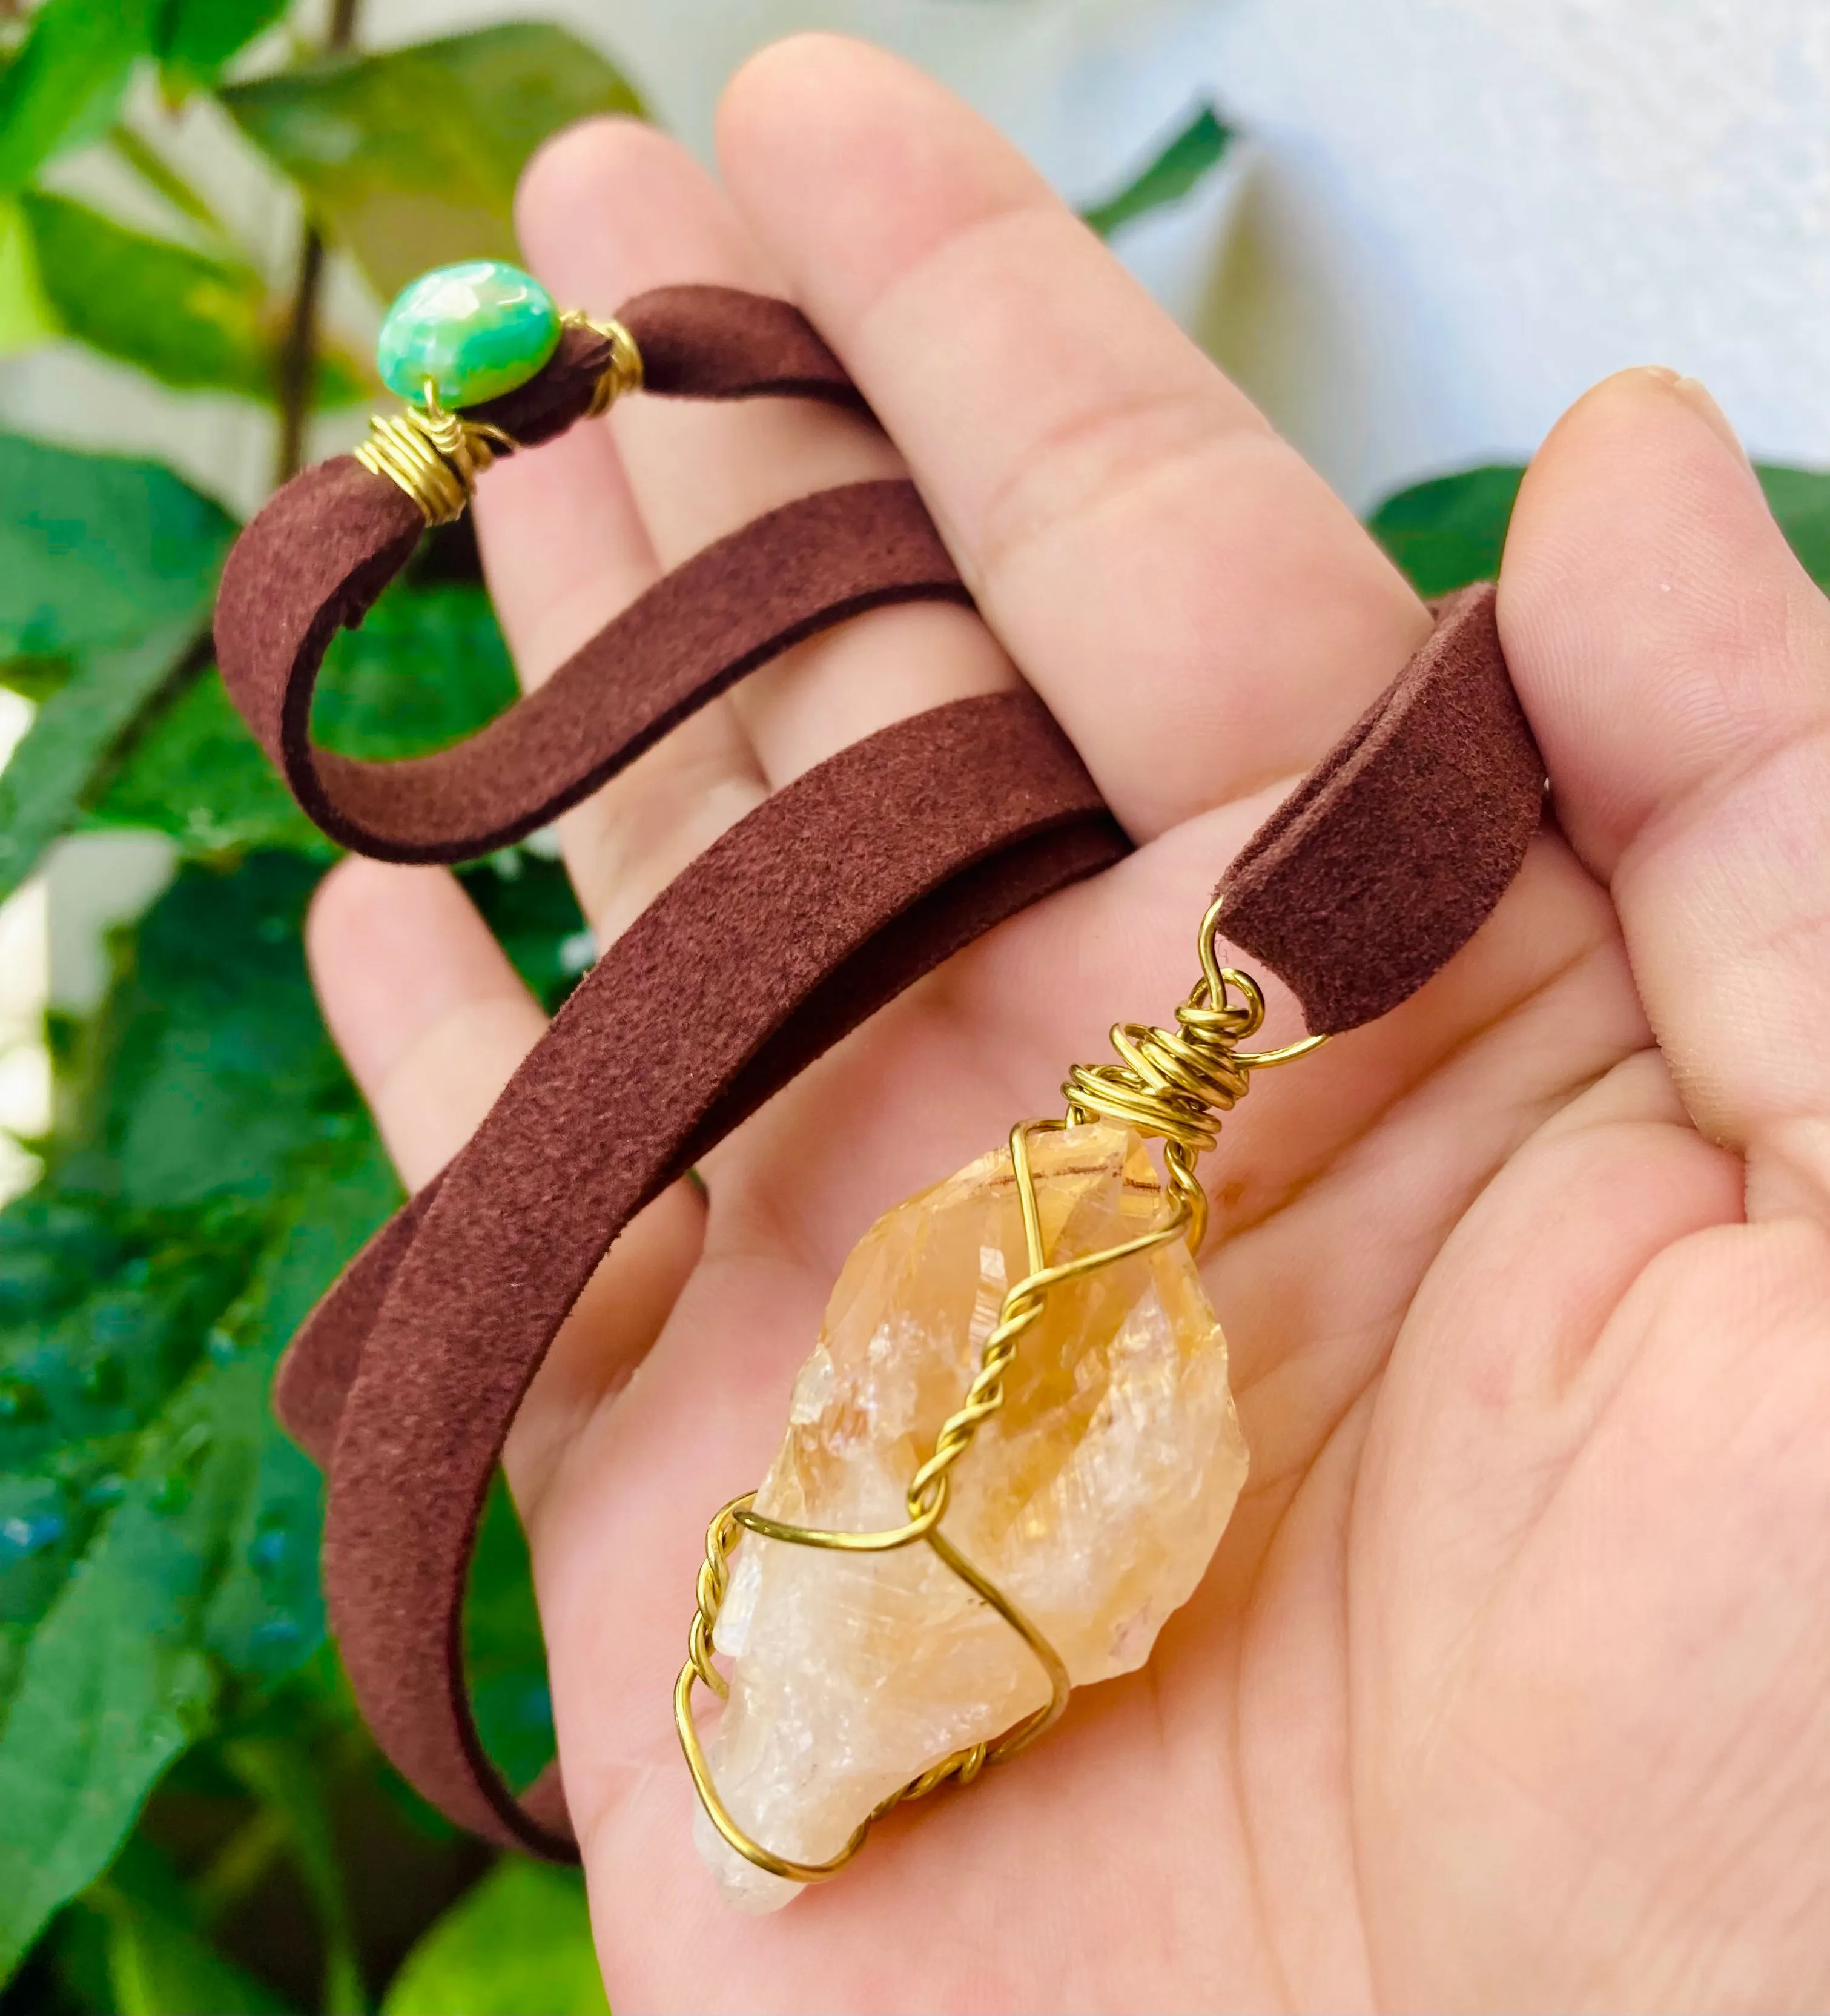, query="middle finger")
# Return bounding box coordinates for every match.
[716,35,1433,843]
[512,117,1017,795]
